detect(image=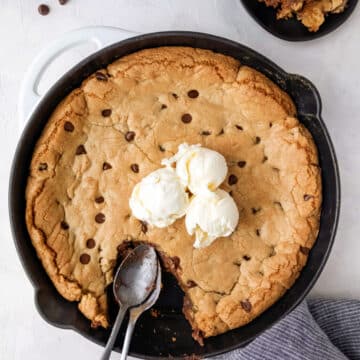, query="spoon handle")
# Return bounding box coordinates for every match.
[101,306,128,360]
[120,310,141,360]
